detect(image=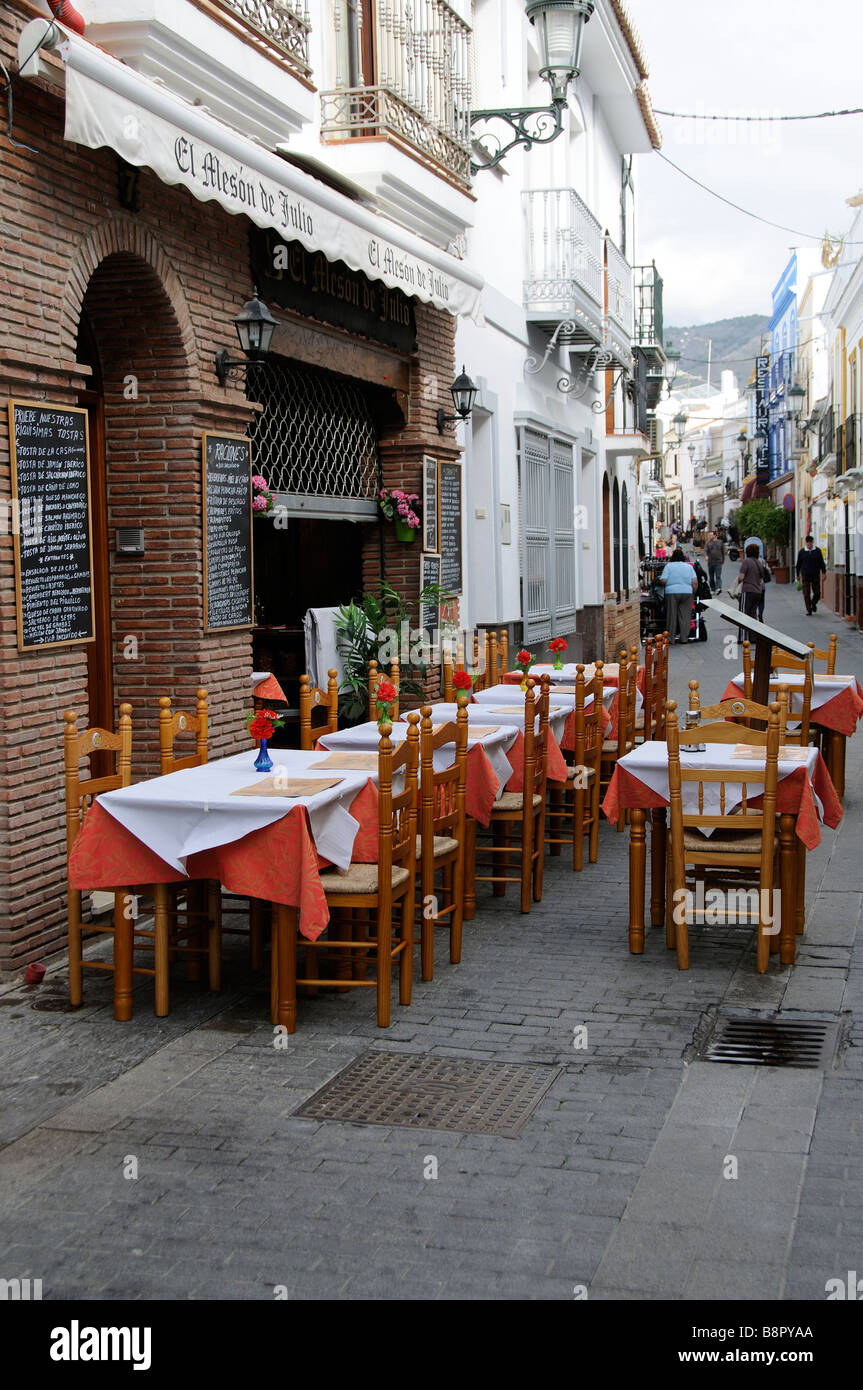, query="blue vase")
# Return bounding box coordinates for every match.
[254,738,273,772]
